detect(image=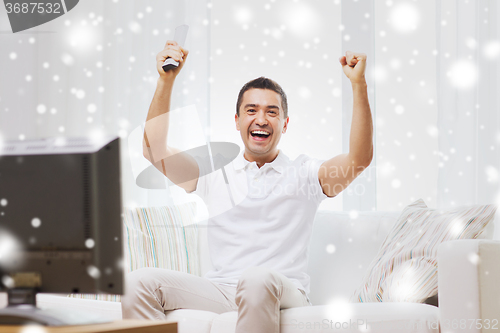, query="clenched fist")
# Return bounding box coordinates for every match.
[156,40,189,80]
[339,51,367,84]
